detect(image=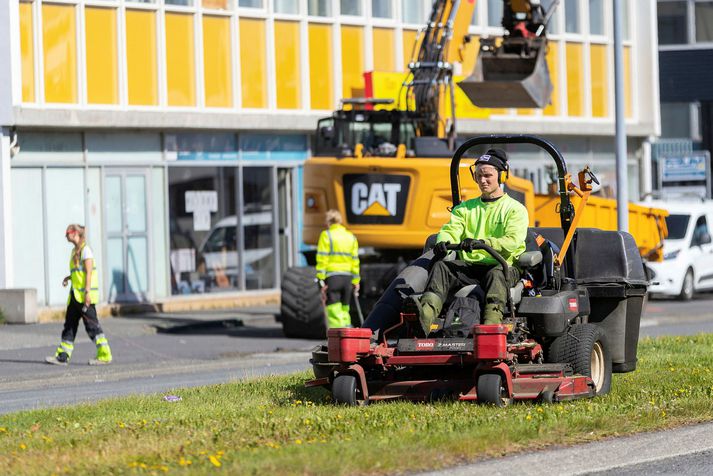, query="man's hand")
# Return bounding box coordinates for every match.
[433,241,450,260]
[84,291,91,308]
[461,238,485,252]
[353,283,360,296]
[62,276,70,287]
